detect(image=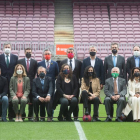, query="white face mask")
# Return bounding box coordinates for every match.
[133,51,140,57]
[4,48,11,54]
[17,70,23,75]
